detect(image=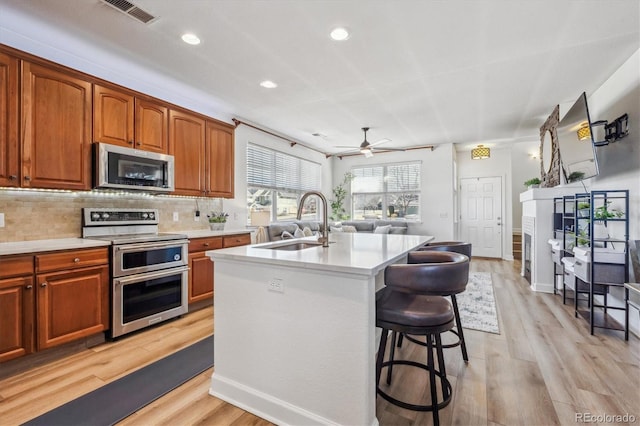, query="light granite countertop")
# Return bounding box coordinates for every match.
[208,232,433,276]
[0,238,112,256]
[0,229,252,256]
